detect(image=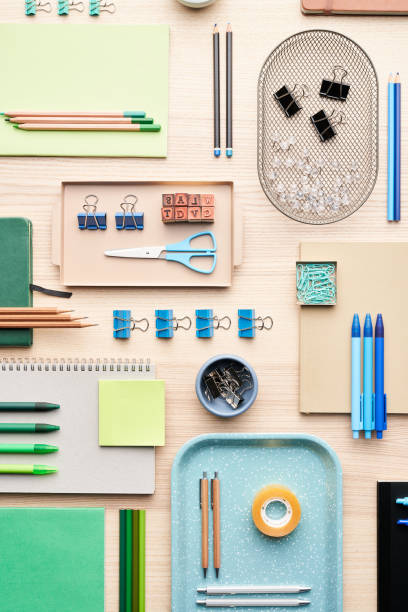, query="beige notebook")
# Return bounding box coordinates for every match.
[301,0,408,14]
[299,242,408,414]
